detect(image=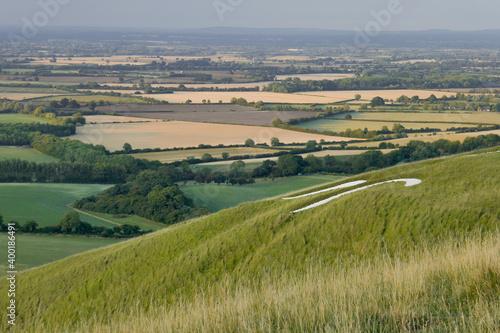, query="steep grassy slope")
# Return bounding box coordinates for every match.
[1,149,499,332]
